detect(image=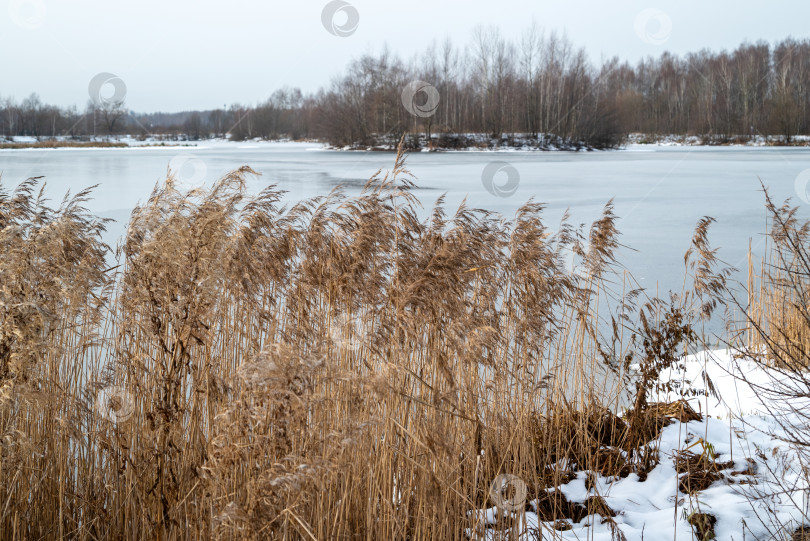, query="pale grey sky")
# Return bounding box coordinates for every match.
[2,0,808,112]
